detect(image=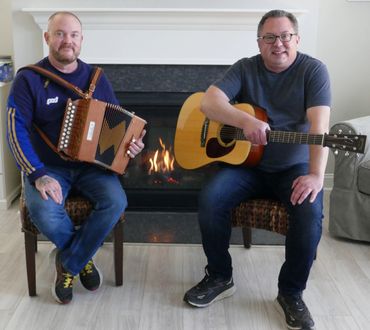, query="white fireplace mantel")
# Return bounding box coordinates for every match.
[22,8,308,65]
